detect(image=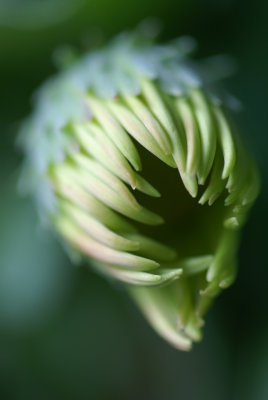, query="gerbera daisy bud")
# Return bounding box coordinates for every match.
[19,29,259,350]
